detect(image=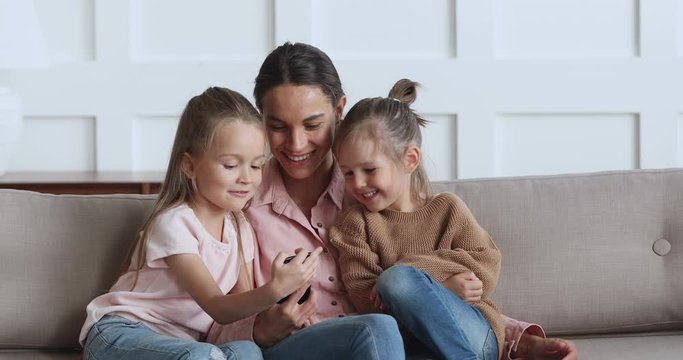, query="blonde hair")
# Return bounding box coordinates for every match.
[122,86,263,287]
[334,79,431,204]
